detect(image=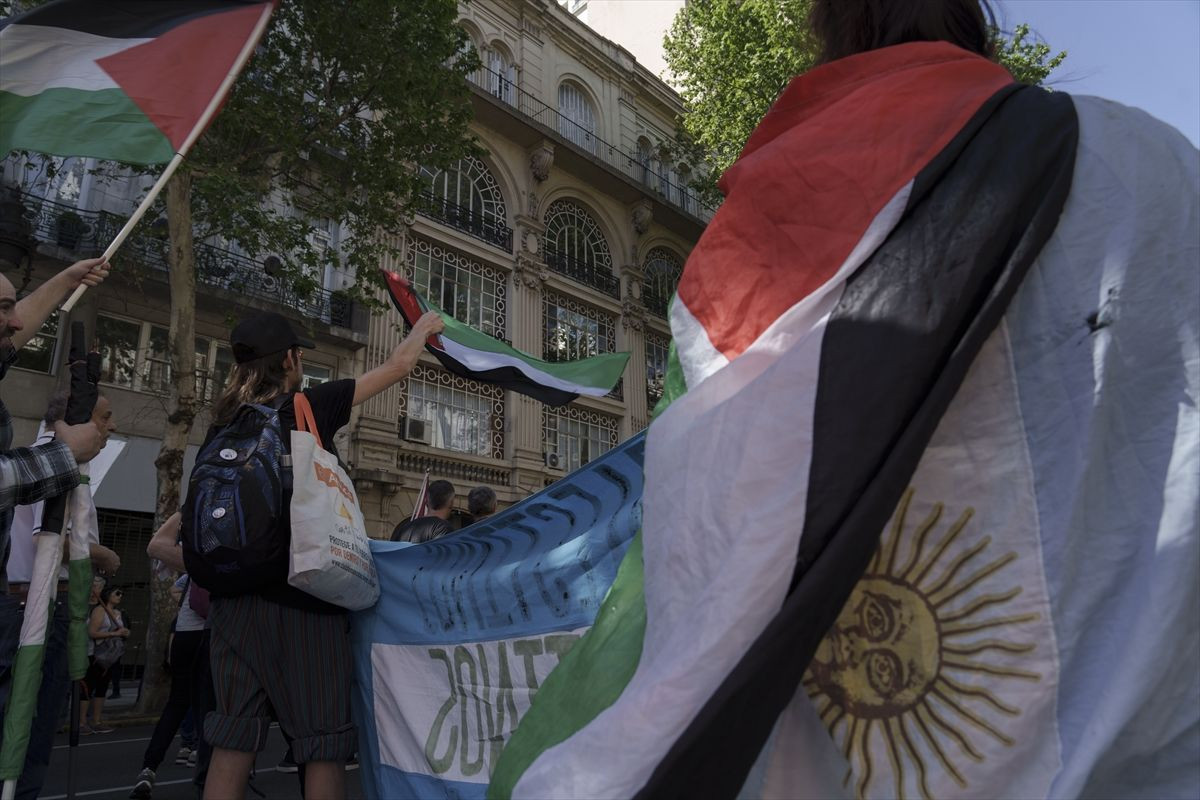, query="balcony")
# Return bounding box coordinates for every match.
[19,192,363,331]
[415,190,513,252]
[642,284,671,319]
[544,248,621,299]
[468,66,713,223]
